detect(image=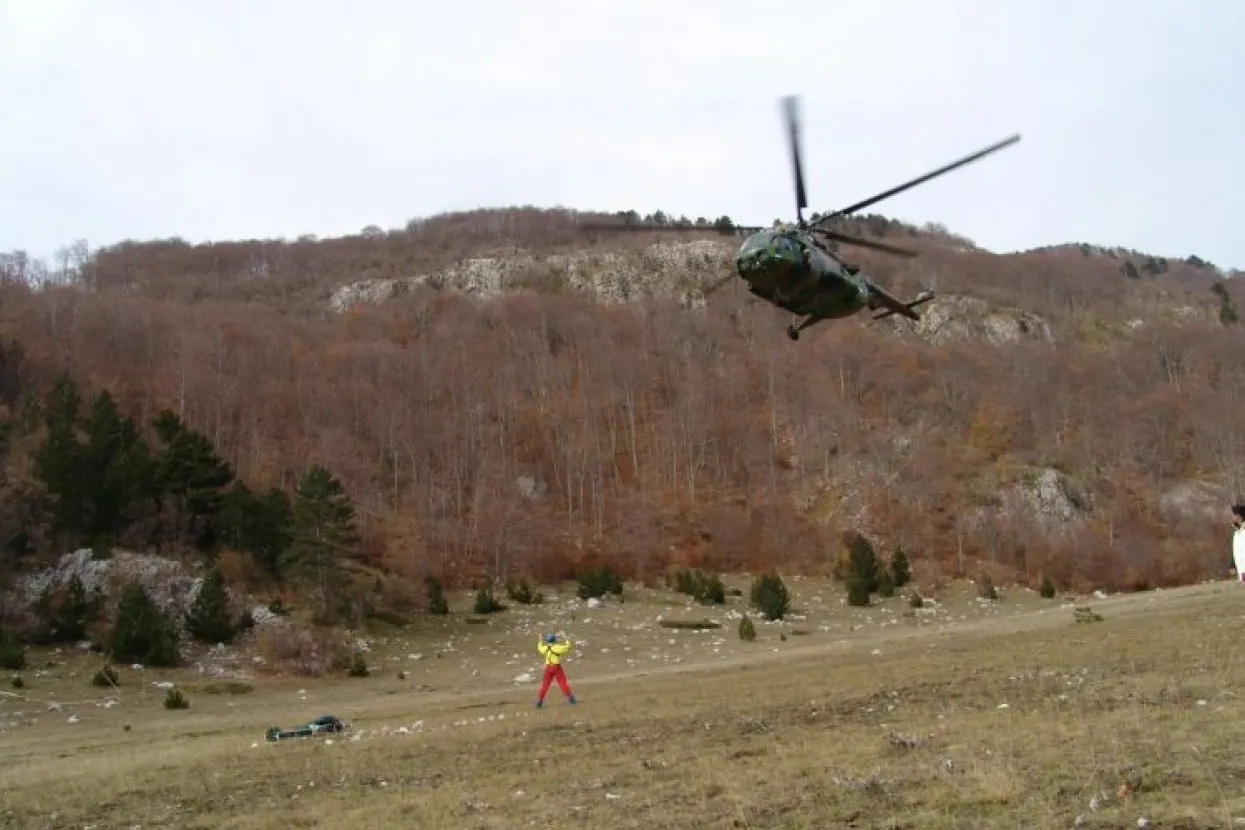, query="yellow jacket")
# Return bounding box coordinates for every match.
[537,637,571,665]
